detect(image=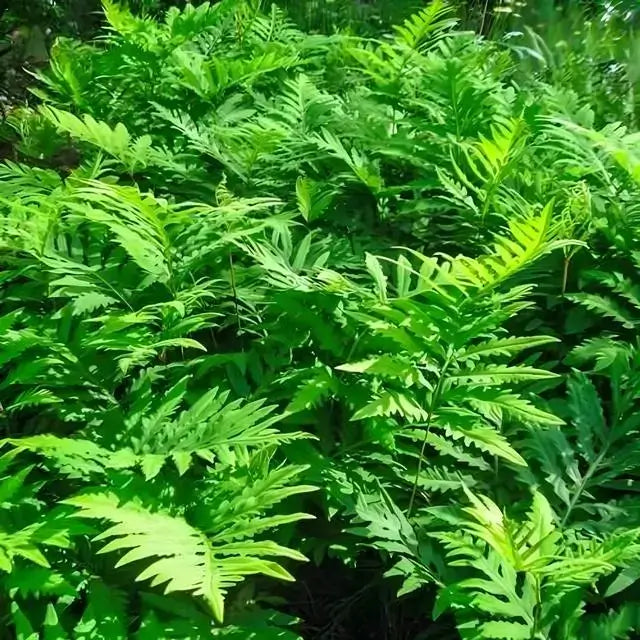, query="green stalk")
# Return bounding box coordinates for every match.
[407,351,453,516]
